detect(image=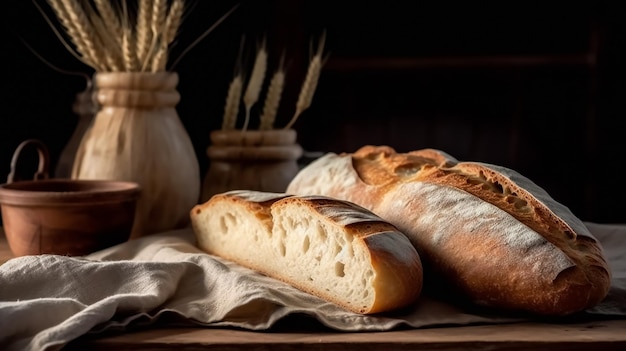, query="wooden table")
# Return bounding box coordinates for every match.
[2,230,626,351]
